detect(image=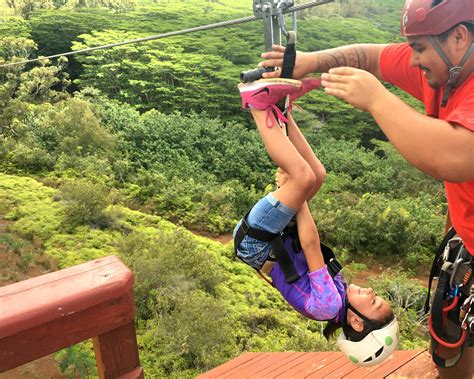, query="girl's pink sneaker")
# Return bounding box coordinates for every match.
[288,77,322,112]
[239,79,301,128]
[290,77,321,102]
